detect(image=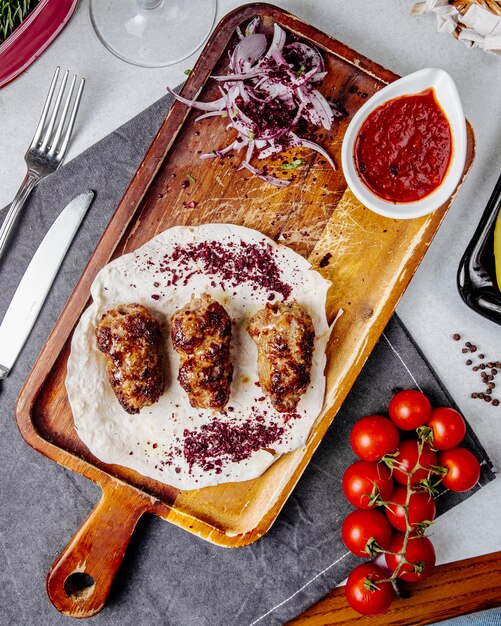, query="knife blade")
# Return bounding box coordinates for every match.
[0,191,94,379]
